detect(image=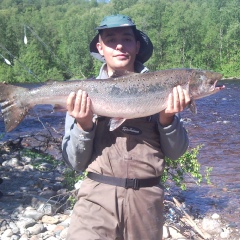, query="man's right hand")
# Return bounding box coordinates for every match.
[67,90,94,131]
